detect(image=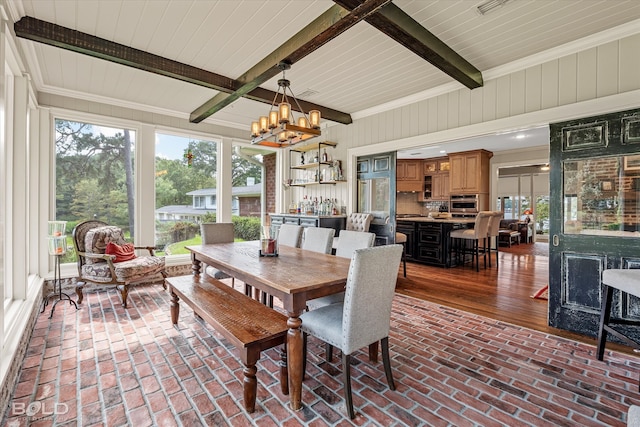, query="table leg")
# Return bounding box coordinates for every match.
[286,315,303,411]
[191,254,202,276]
